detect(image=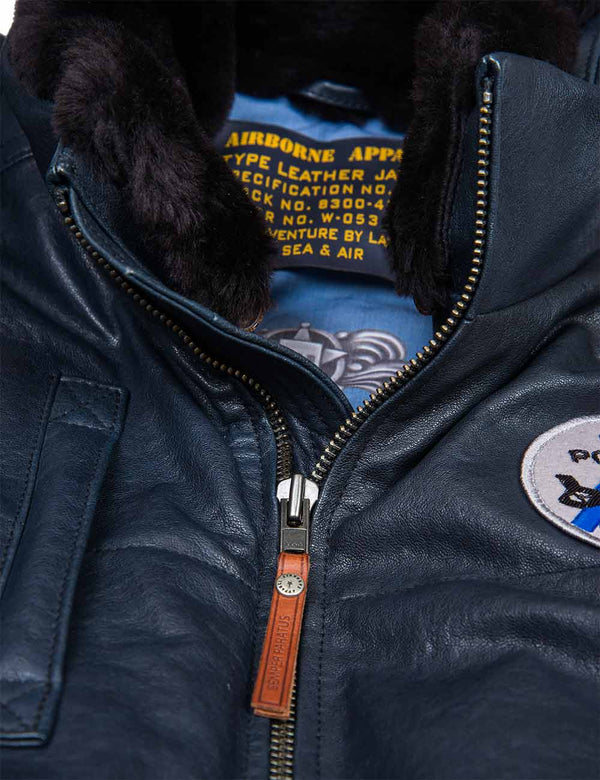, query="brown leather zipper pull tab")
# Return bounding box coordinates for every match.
[252,551,309,719]
[252,475,319,720]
